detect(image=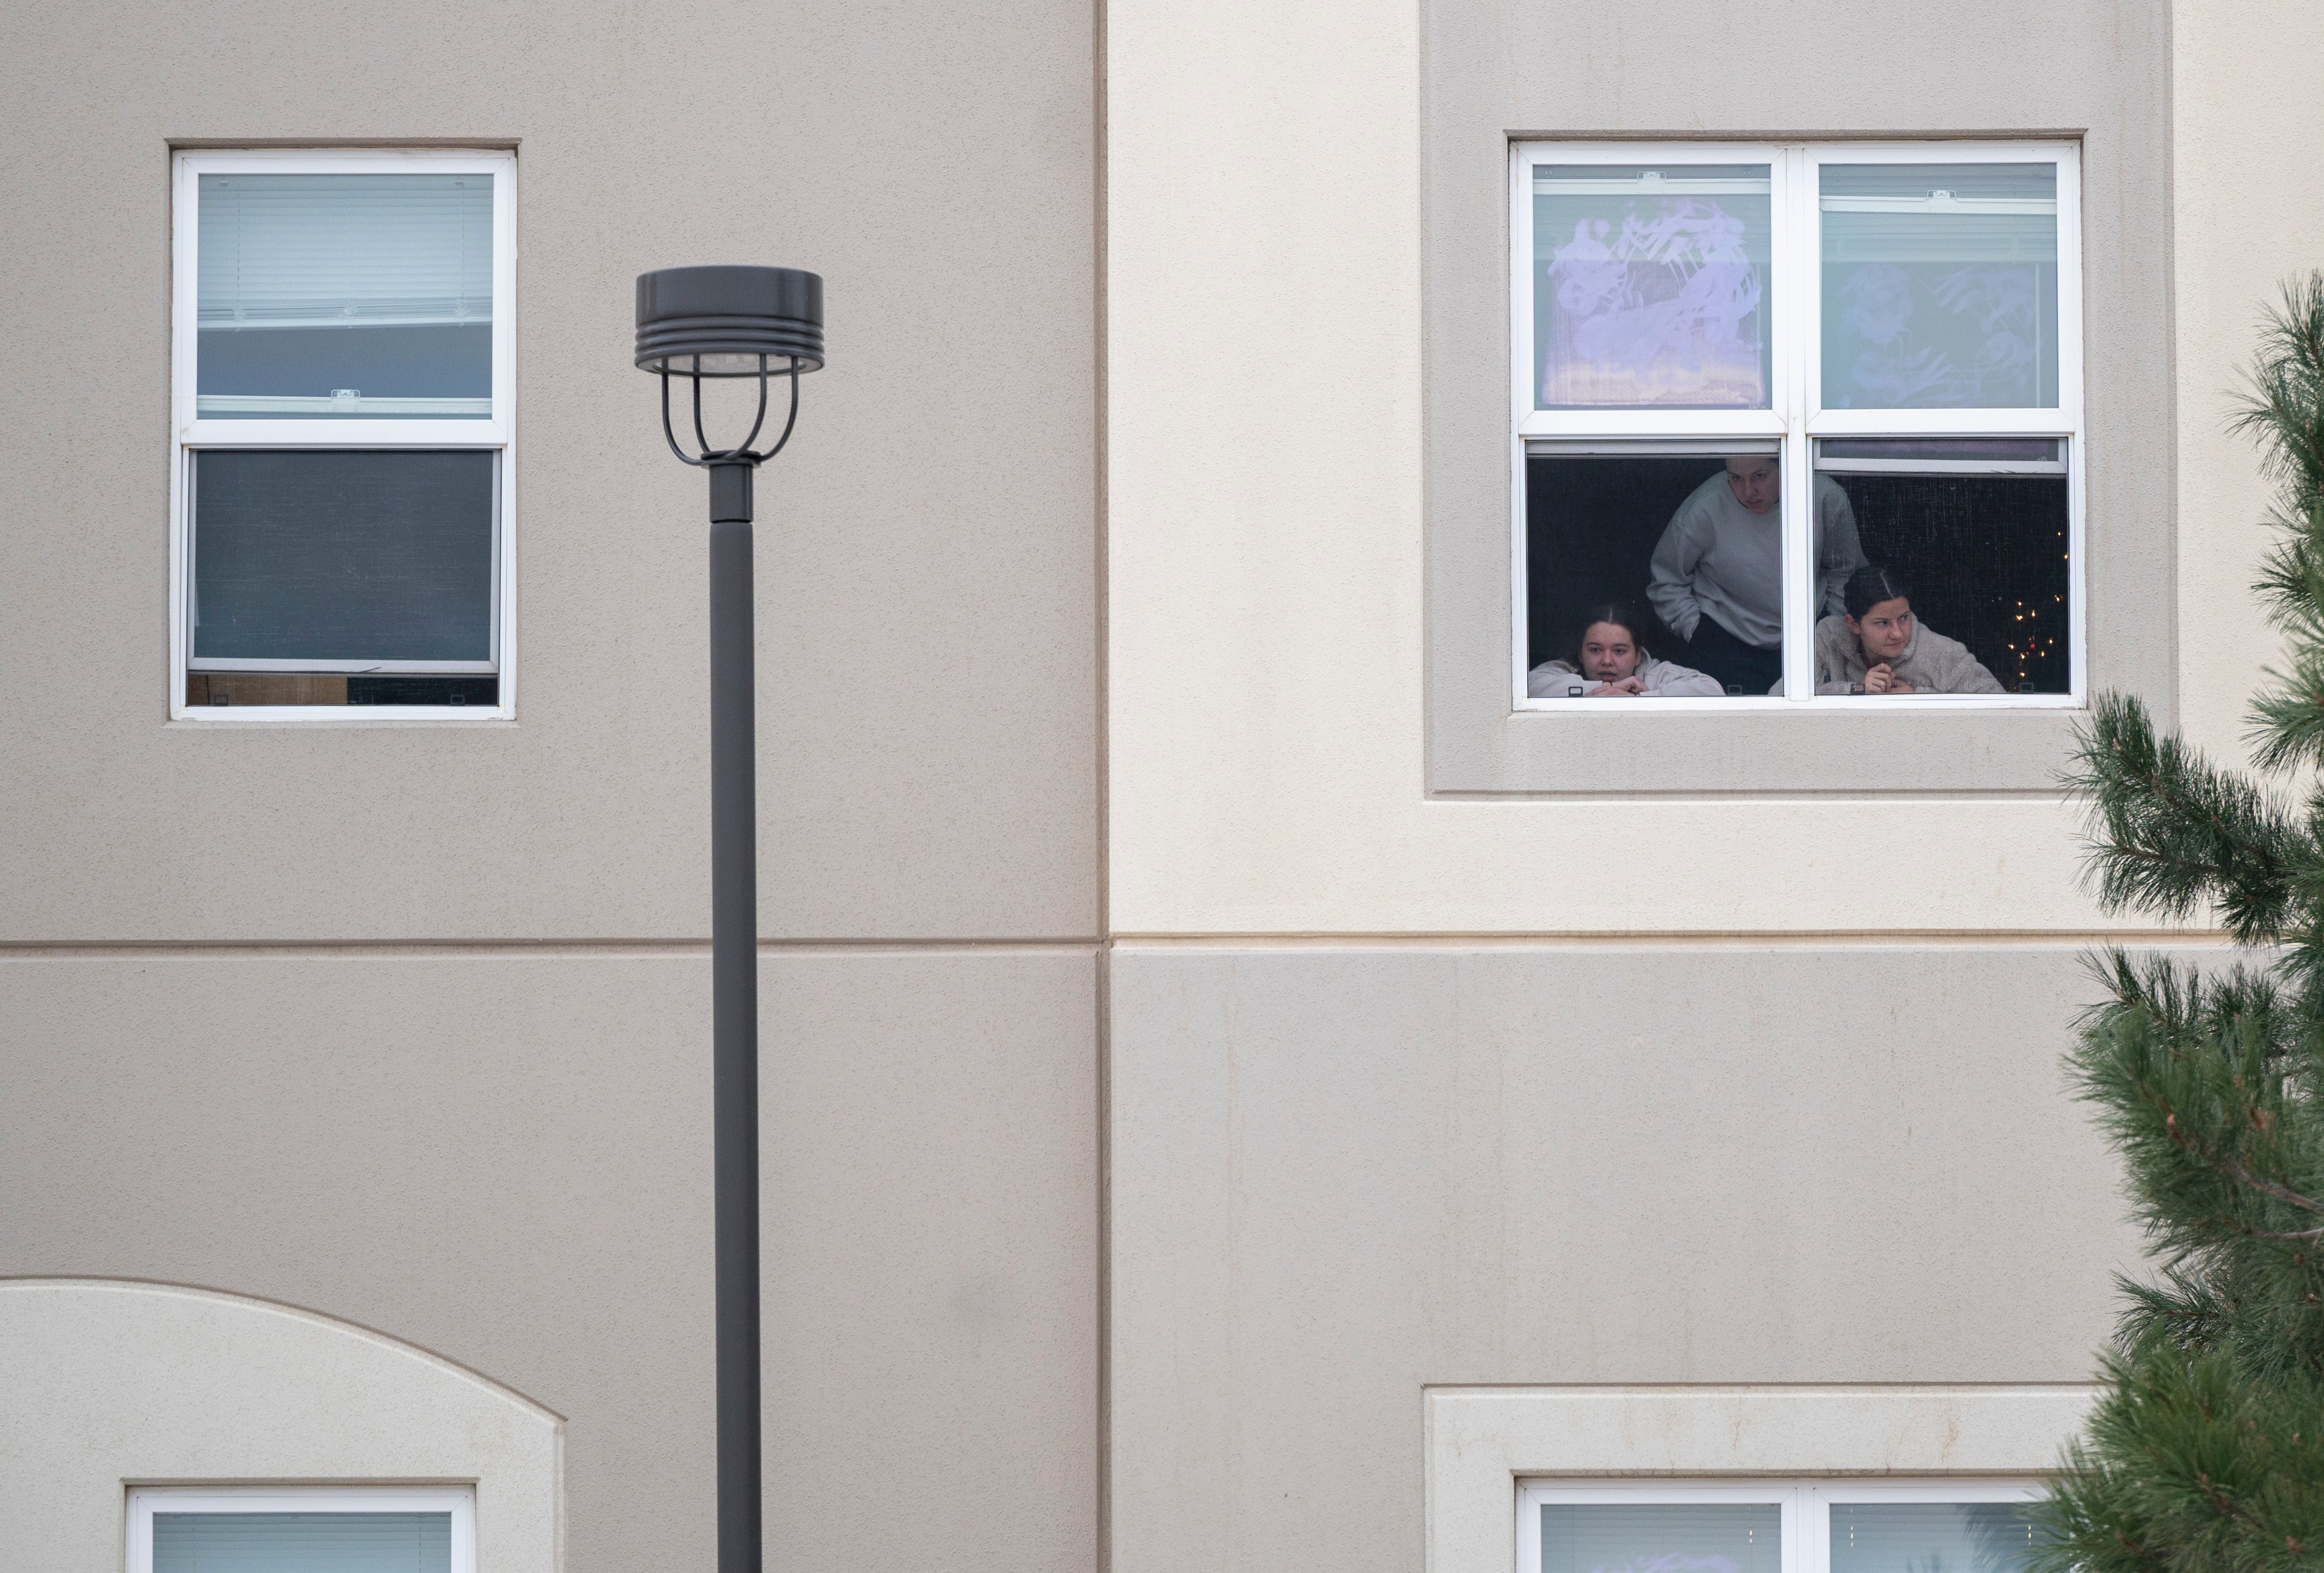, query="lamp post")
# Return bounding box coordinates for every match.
[634,264,825,1573]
